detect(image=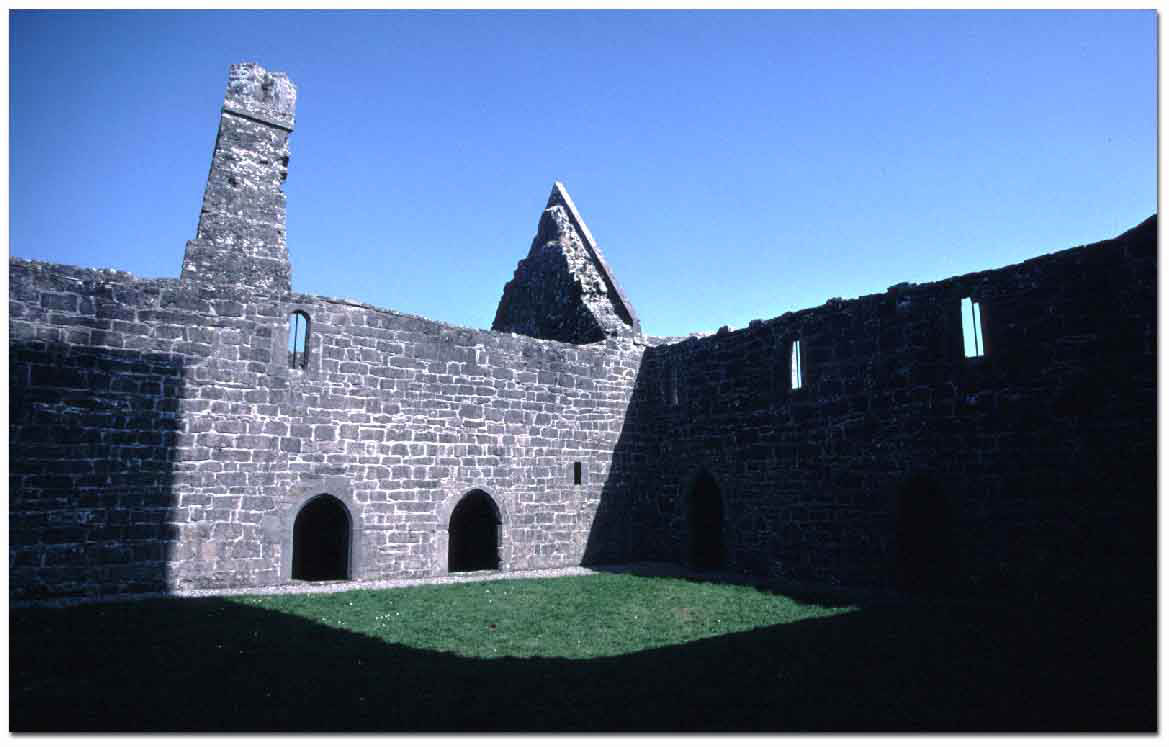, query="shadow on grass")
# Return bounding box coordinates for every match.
[10,583,1154,732]
[587,561,899,608]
